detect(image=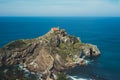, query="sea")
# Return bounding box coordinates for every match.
[0,17,120,80]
